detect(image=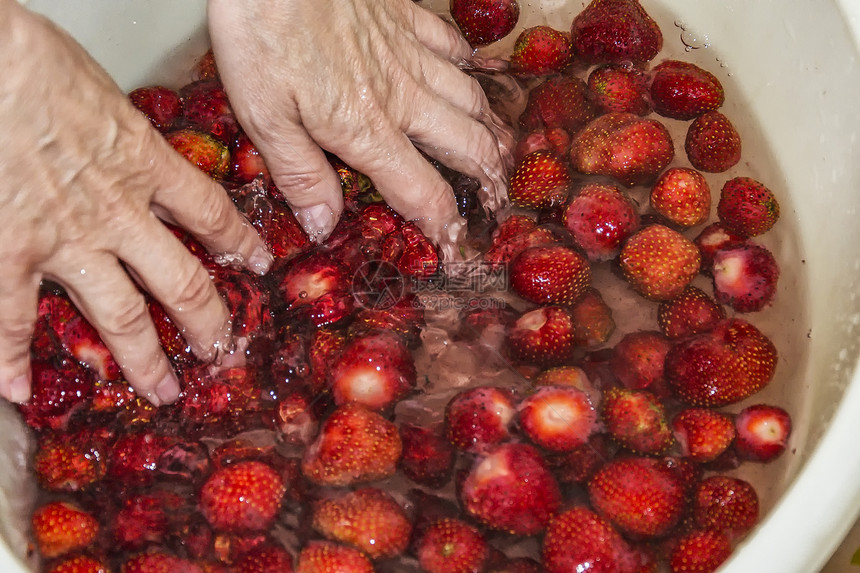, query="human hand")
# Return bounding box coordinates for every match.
[0,1,272,405]
[207,0,513,251]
